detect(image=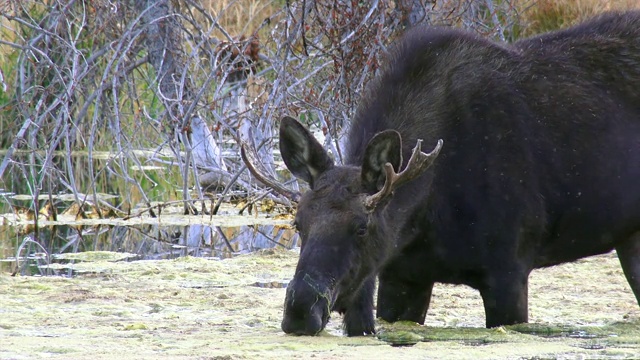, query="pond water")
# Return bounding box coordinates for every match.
[0,217,298,276]
[0,151,299,276]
